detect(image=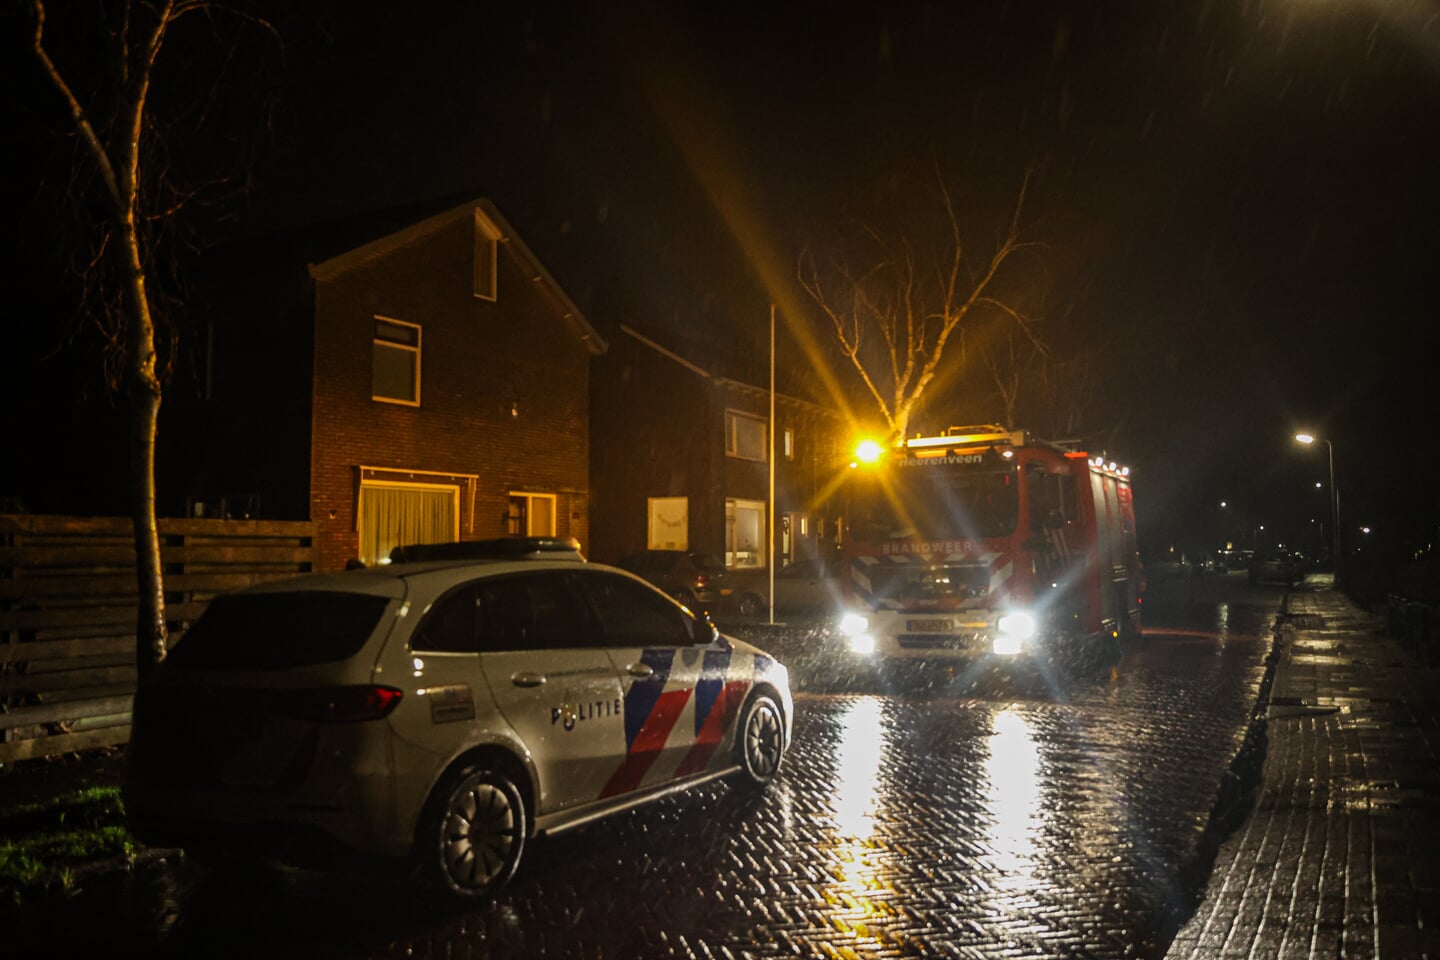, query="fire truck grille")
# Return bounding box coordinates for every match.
[871,563,990,602]
[898,633,986,650]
